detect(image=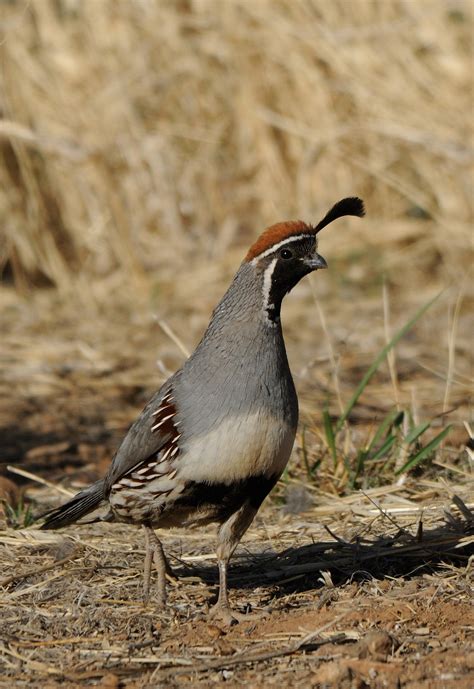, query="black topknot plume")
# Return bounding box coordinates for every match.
[314,197,365,235]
